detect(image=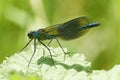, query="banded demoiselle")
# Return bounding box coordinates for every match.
[20,16,100,67]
